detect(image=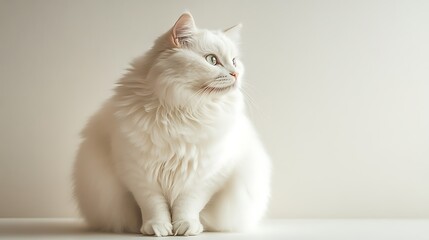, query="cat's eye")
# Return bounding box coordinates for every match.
[205,54,218,65]
[232,58,237,67]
